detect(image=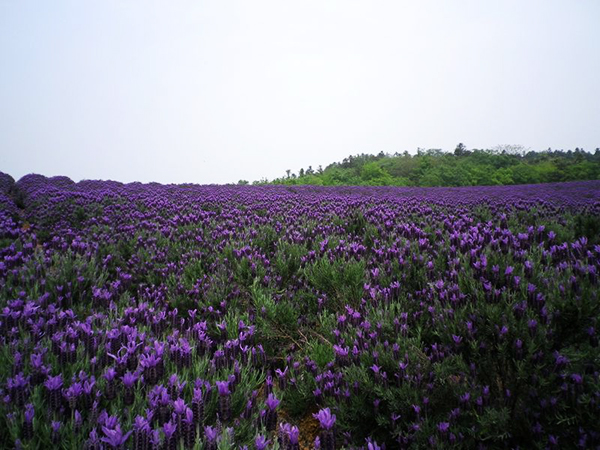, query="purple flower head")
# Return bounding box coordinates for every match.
[133,415,150,432]
[184,407,194,423]
[74,410,82,426]
[168,373,180,386]
[192,387,203,403]
[139,353,160,369]
[437,422,450,433]
[313,407,336,430]
[554,351,570,367]
[216,380,230,396]
[103,367,117,382]
[121,372,138,388]
[366,439,382,450]
[265,393,280,411]
[51,421,61,433]
[204,425,219,442]
[466,321,474,334]
[265,375,274,389]
[571,373,583,384]
[288,425,300,444]
[66,381,83,396]
[99,412,120,430]
[163,420,177,439]
[101,424,132,448]
[314,436,321,449]
[275,366,288,378]
[24,404,34,422]
[173,398,187,414]
[88,428,99,444]
[255,435,270,450]
[333,345,349,360]
[44,374,63,391]
[30,353,44,370]
[149,429,161,446]
[228,373,236,386]
[9,372,29,389]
